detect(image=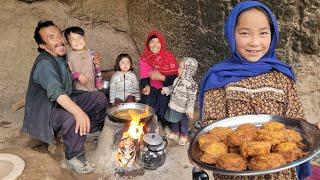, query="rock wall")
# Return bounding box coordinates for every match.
[0,0,138,112]
[127,0,320,121]
[127,0,319,76]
